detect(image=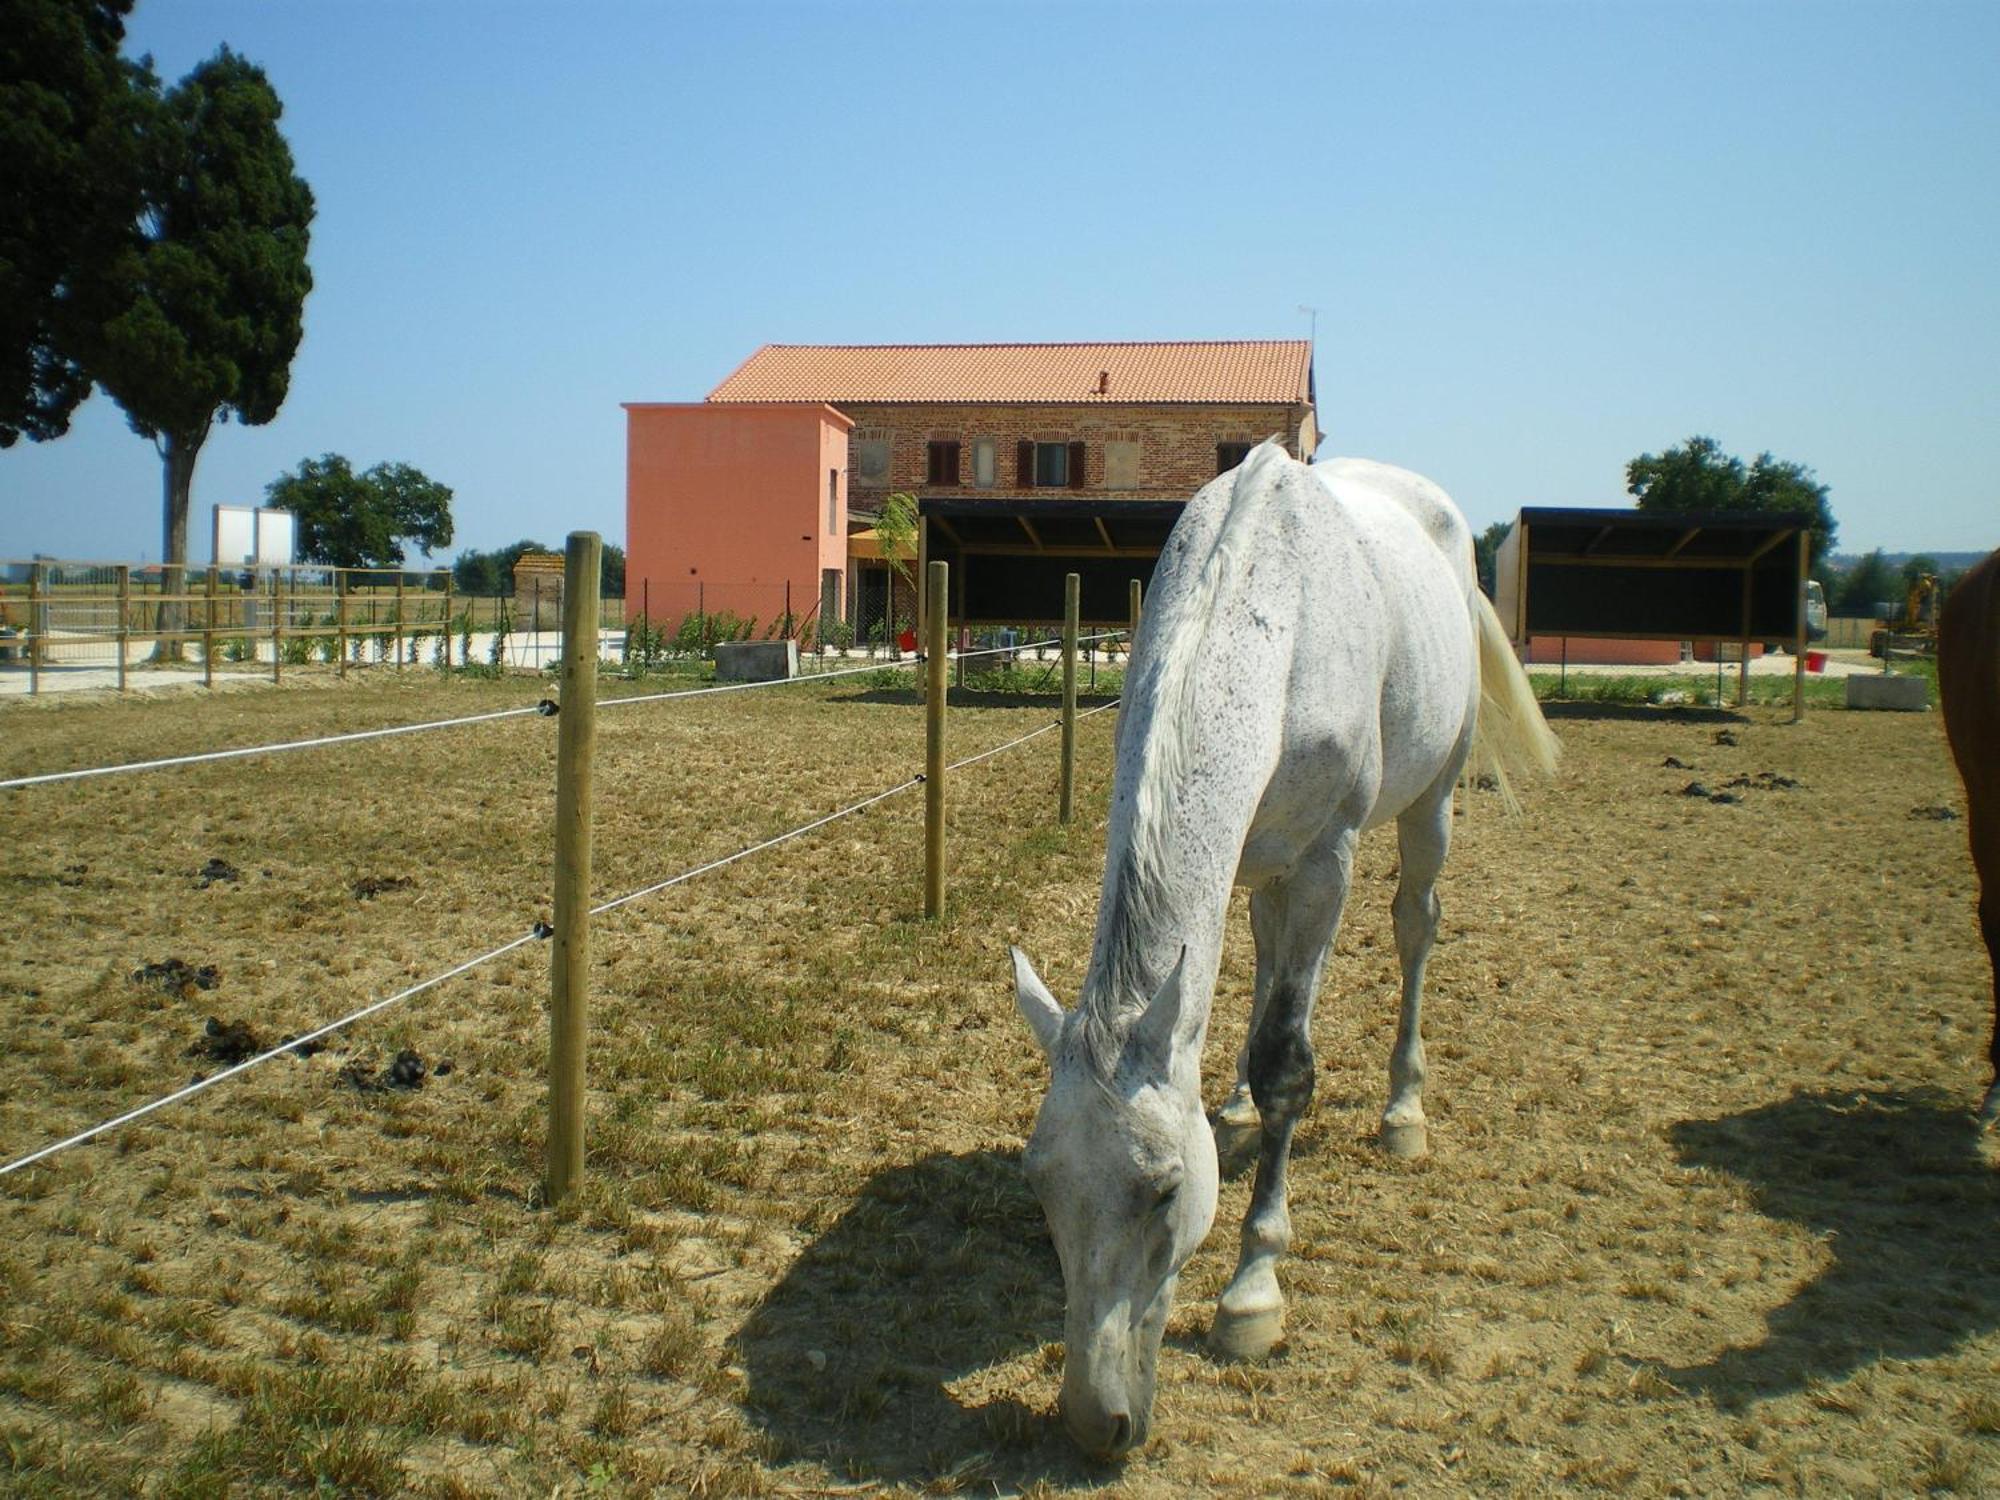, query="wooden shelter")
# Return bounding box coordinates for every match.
[1493,508,1813,716]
